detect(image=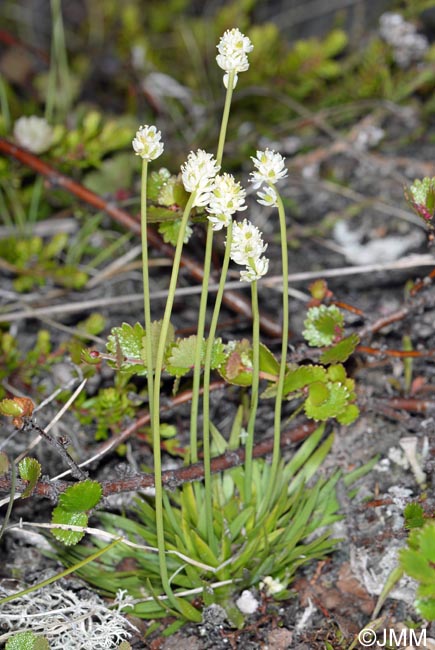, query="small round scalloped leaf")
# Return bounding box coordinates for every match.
[326,364,347,383]
[57,479,102,512]
[5,631,50,650]
[303,305,344,347]
[283,365,327,395]
[304,381,349,421]
[51,508,87,545]
[308,382,329,406]
[320,333,360,364]
[336,404,360,425]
